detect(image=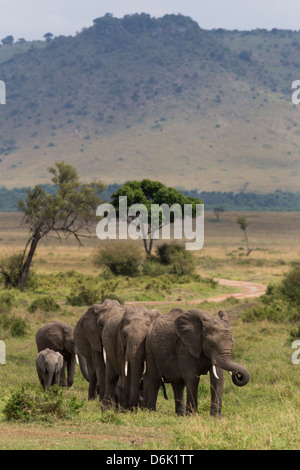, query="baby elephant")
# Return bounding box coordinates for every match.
[36,348,64,390]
